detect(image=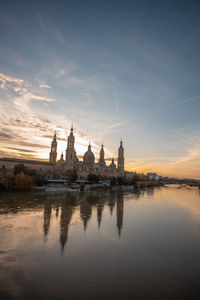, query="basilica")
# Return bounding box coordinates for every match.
[49,126,125,178]
[0,126,127,180]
